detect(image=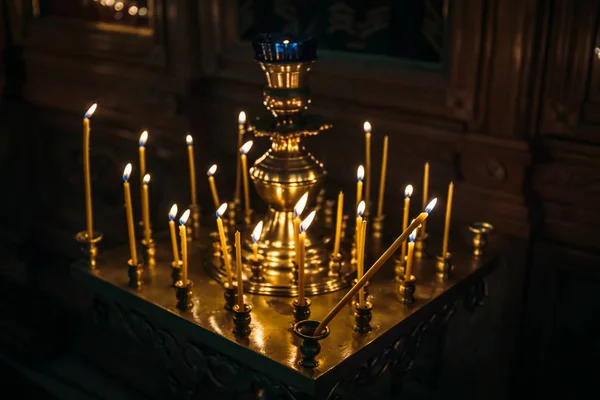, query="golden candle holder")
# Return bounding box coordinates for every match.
[75,230,103,270]
[141,238,156,268]
[127,259,143,289]
[372,215,384,238]
[436,253,454,280]
[232,304,252,337]
[223,282,237,311]
[248,256,265,283]
[414,232,428,260]
[175,280,193,311]
[393,256,406,282]
[292,298,312,322]
[170,260,183,287]
[469,222,494,257]
[353,301,373,333]
[293,320,330,368]
[398,275,416,304]
[328,252,343,277]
